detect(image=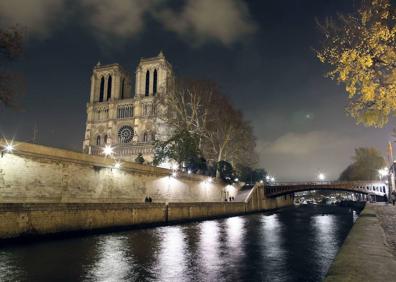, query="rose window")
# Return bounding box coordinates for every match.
[118,126,134,143]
